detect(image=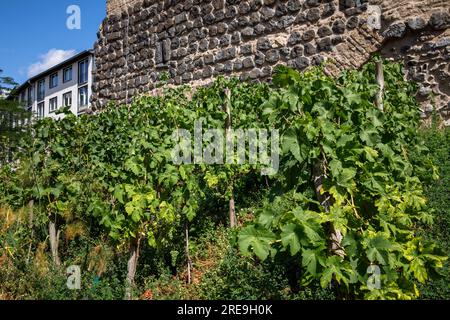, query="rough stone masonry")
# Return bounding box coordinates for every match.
[92,0,450,124]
